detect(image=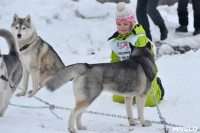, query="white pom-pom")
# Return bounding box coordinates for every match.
[117,2,126,12]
